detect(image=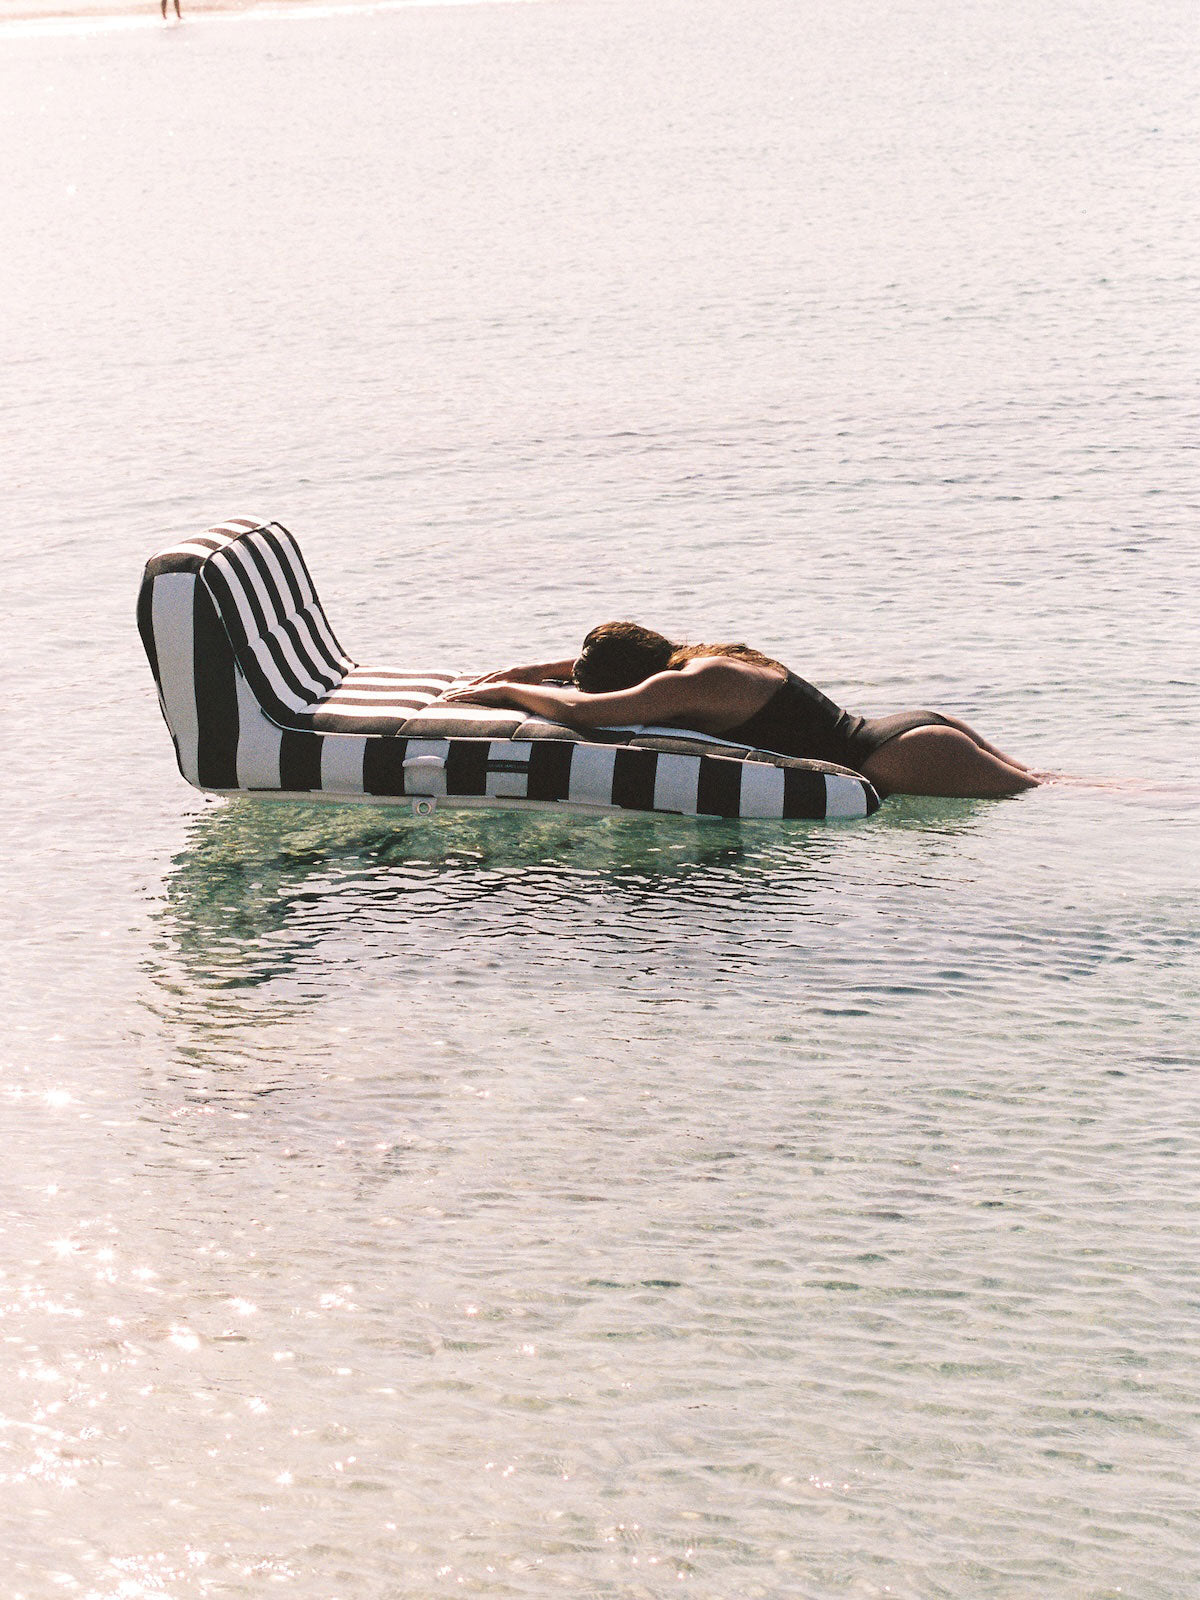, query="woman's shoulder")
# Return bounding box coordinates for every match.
[672,655,787,724]
[678,654,786,685]
[679,651,773,672]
